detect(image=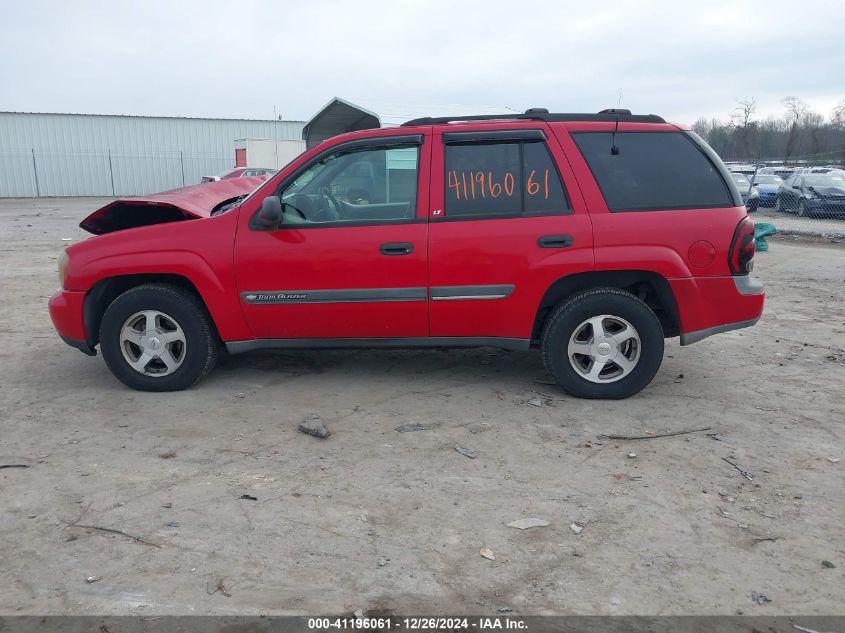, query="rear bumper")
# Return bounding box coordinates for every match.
[680,316,761,345]
[670,275,765,346]
[49,289,96,355]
